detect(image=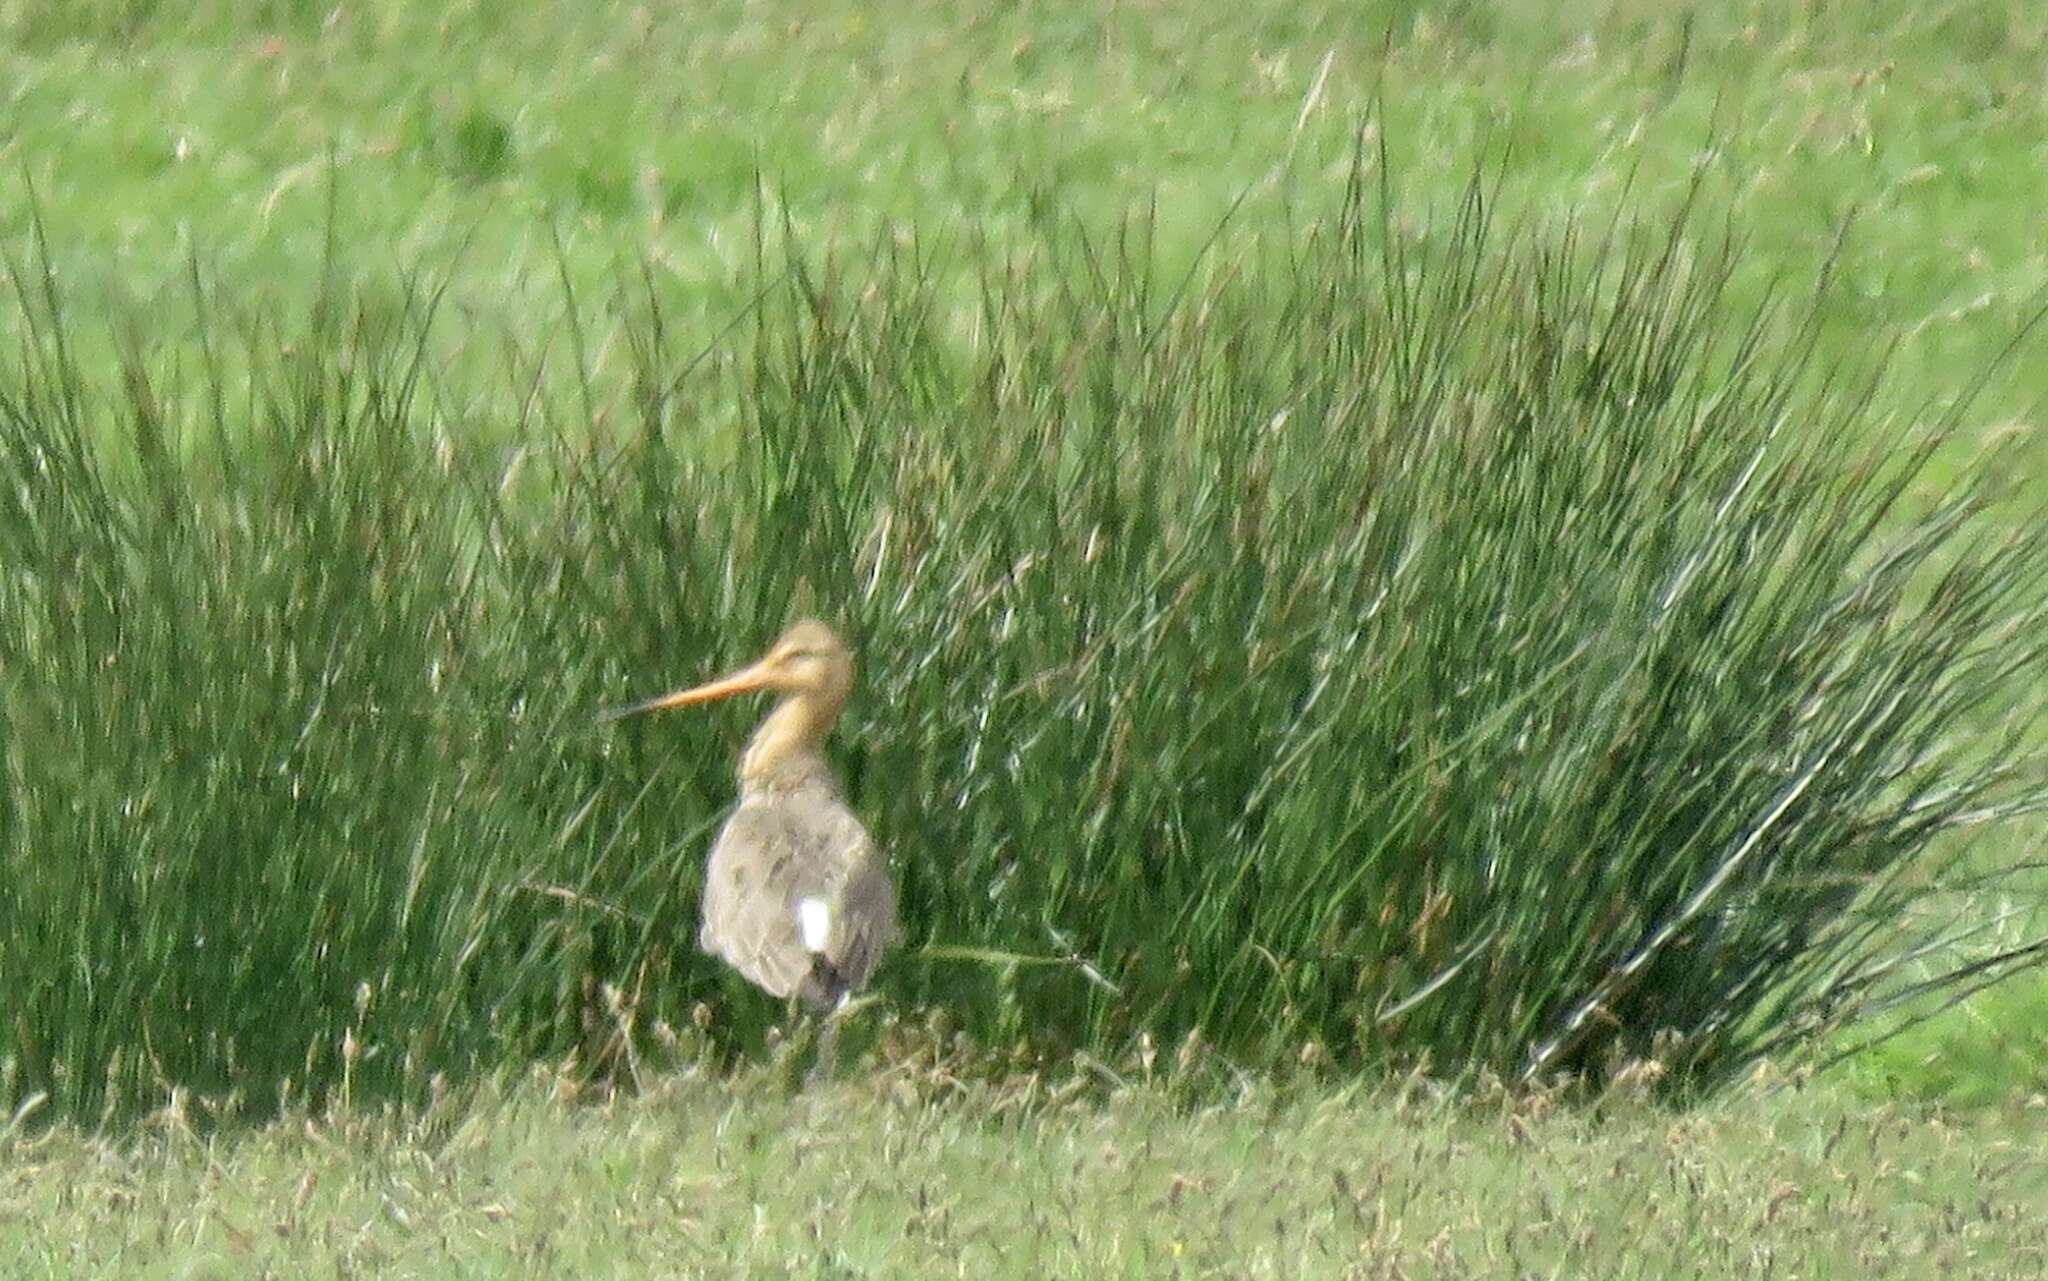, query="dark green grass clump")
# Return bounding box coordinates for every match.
[2,171,2045,1125]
